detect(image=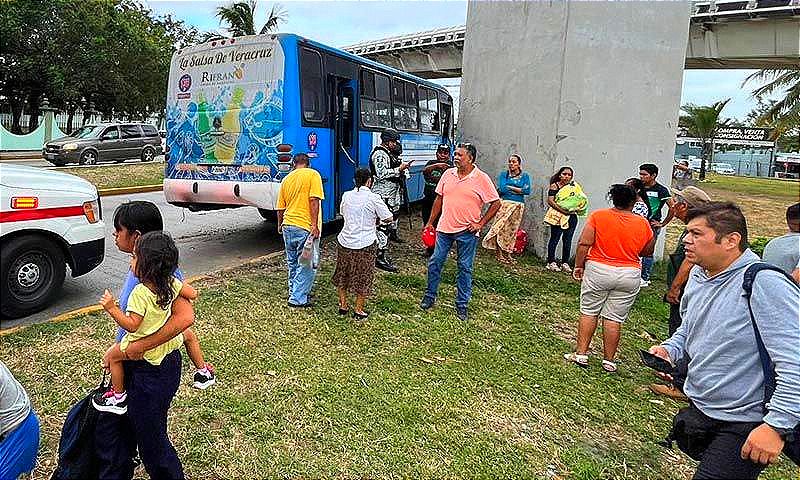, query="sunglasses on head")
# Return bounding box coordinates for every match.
[457,143,476,158]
